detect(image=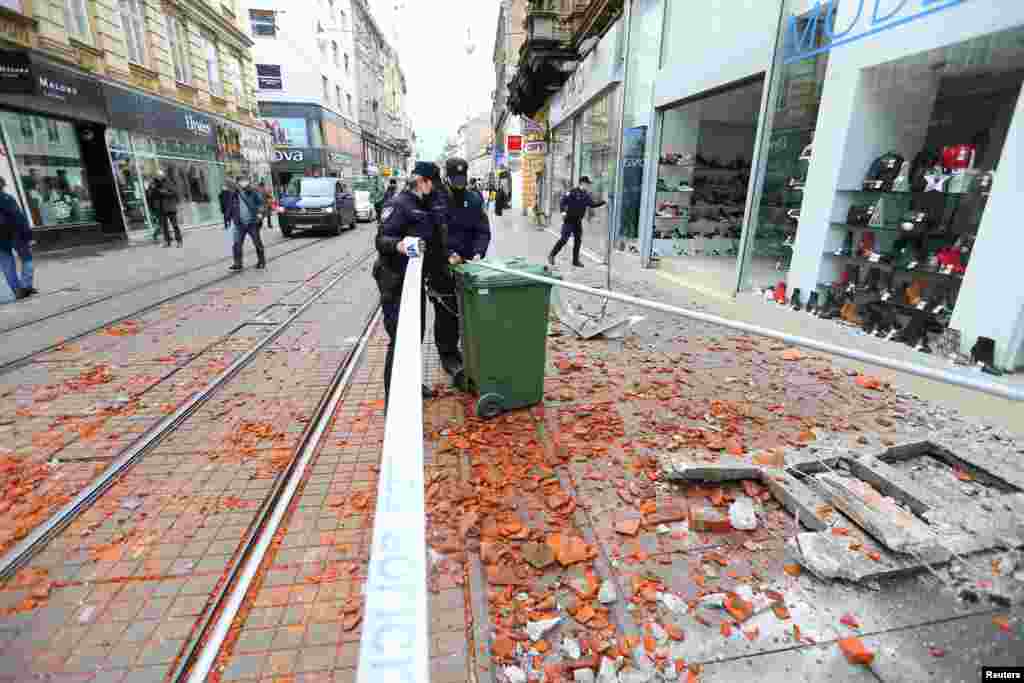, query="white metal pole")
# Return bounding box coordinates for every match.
[474,260,1024,402]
